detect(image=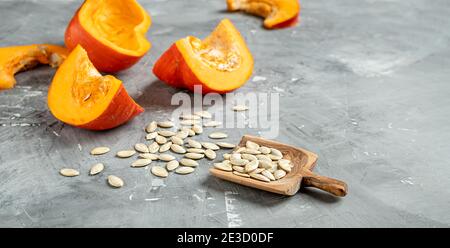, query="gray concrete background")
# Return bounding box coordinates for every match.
[0,0,449,227]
